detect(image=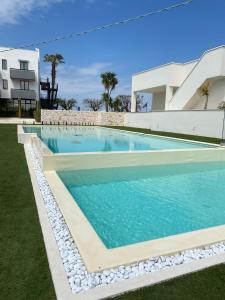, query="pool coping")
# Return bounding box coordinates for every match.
[45,169,225,273]
[25,143,225,300]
